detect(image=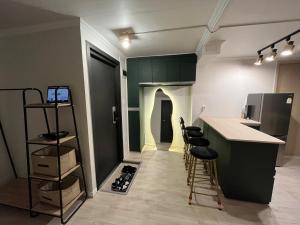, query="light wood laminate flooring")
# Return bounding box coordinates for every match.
[0,150,299,225]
